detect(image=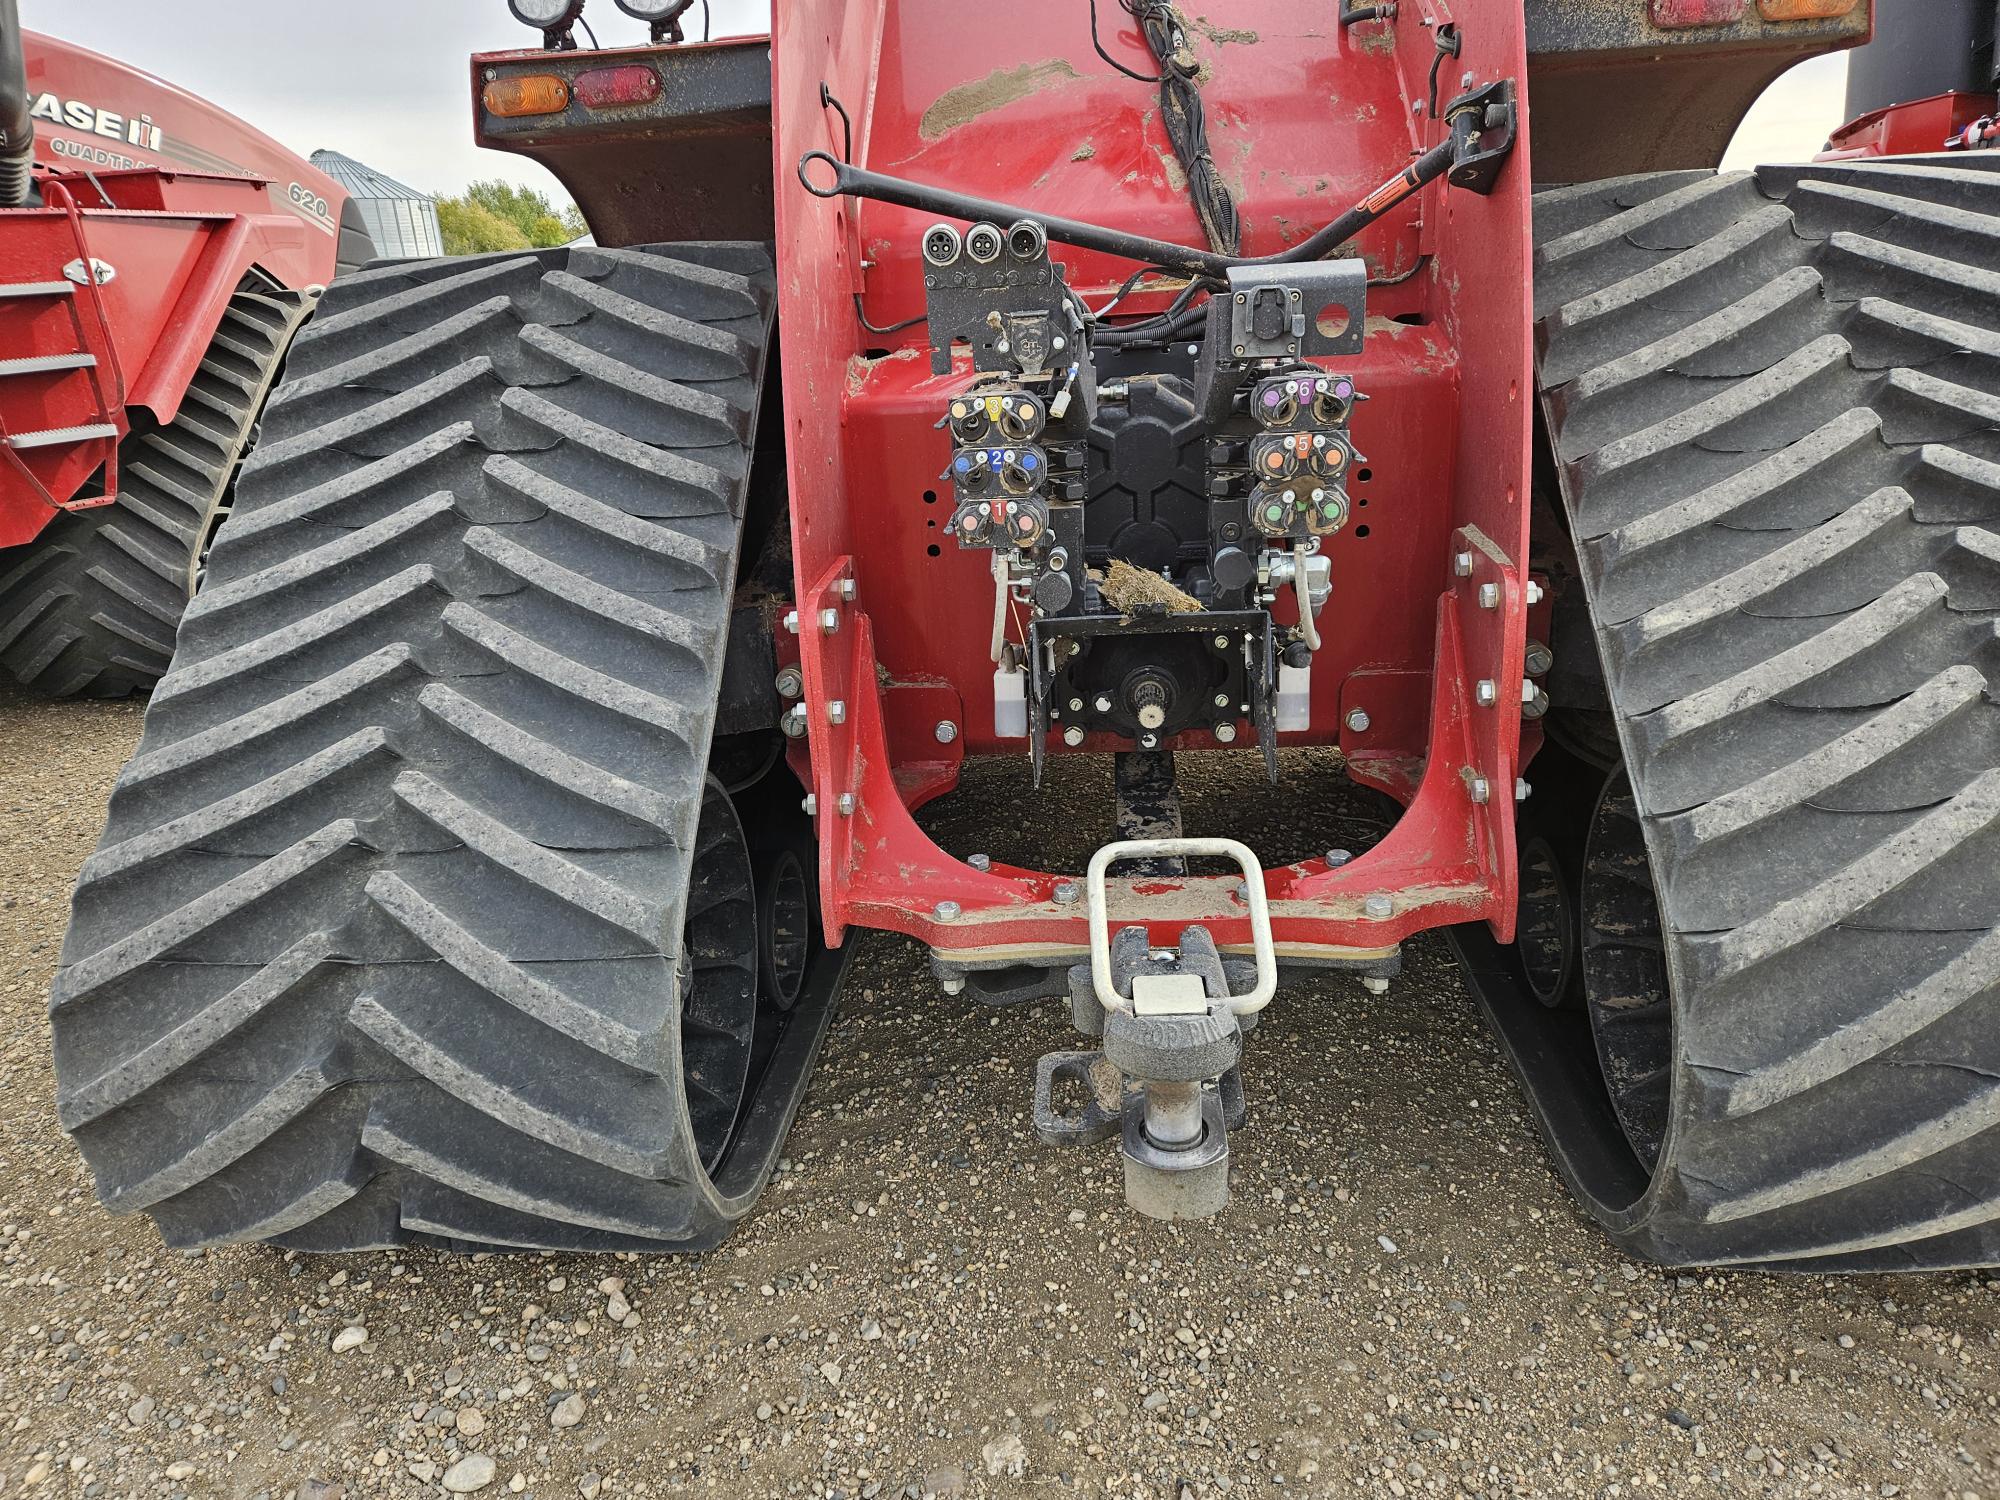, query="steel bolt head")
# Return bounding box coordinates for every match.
[1478,582,1500,609]
[1214,692,1231,708]
[934,719,958,744]
[1052,879,1080,905]
[802,793,818,816]
[1327,848,1353,867]
[1062,725,1085,747]
[1452,550,1474,577]
[1214,721,1237,743]
[1068,697,1085,713]
[1469,775,1491,804]
[819,607,841,634]
[967,853,991,872]
[837,577,858,602]
[1213,634,1231,650]
[1526,579,1546,605]
[1360,975,1390,994]
[1524,640,1554,677]
[837,792,857,816]
[1093,694,1113,713]
[783,609,801,635]
[1345,708,1371,733]
[775,665,804,699]
[780,704,808,738]
[1475,679,1497,707]
[827,699,847,725]
[1515,778,1532,802]
[935,900,962,922]
[1364,893,1394,919]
